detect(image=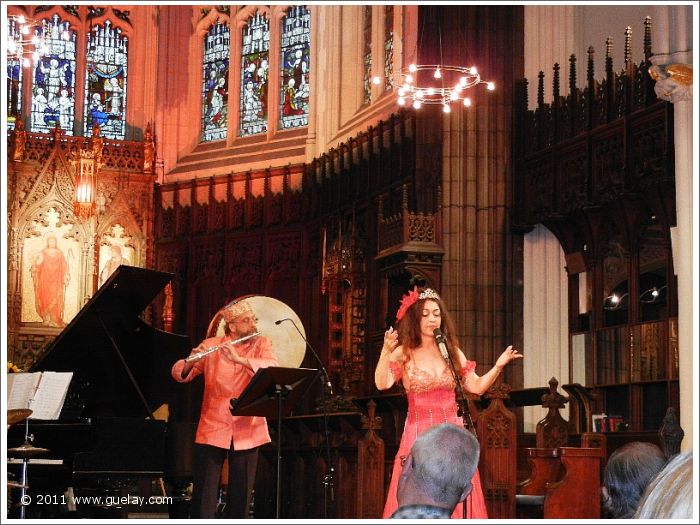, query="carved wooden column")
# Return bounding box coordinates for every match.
[535,377,569,448]
[356,400,385,518]
[477,383,517,519]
